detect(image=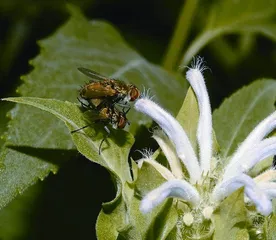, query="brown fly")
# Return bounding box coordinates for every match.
[77,67,140,109]
[71,105,130,154]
